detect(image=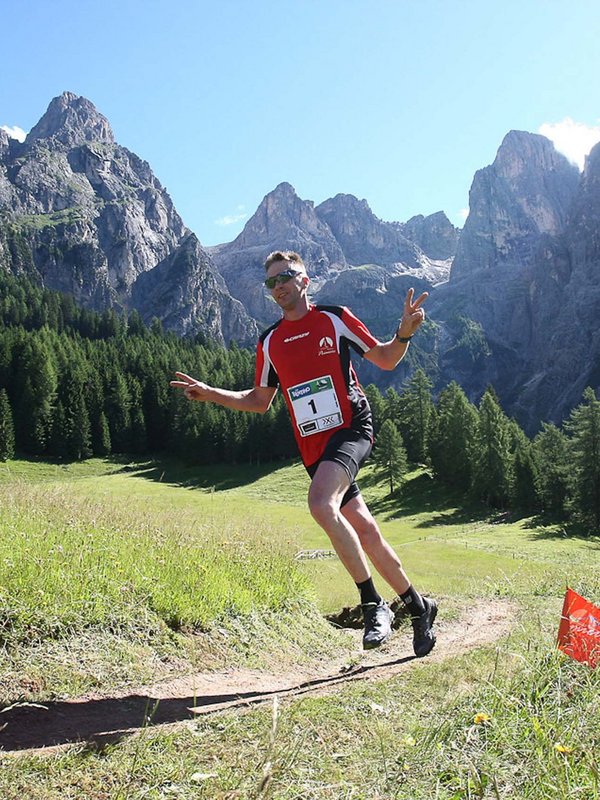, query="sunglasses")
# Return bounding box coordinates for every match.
[264,269,301,289]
